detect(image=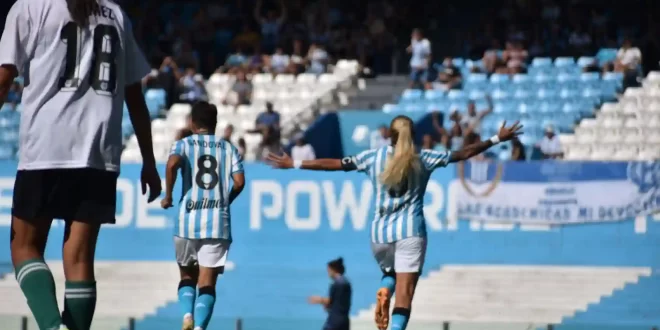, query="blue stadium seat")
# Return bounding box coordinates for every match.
[532,57,553,67]
[467,73,487,83]
[603,72,624,89]
[424,90,445,101]
[403,104,423,112]
[0,145,13,159]
[490,73,510,85]
[447,90,467,101]
[491,89,510,101]
[401,89,423,101]
[467,90,487,101]
[596,48,618,64]
[560,88,580,99]
[537,88,560,100]
[577,56,596,67]
[0,103,14,112]
[144,89,166,117]
[512,74,530,85]
[452,58,465,67]
[554,57,576,67]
